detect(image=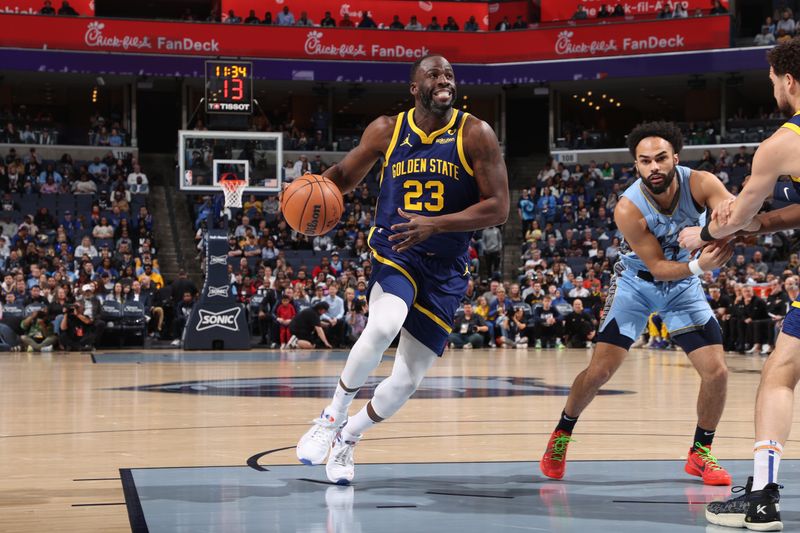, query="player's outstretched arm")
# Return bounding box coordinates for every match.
[687,133,793,248]
[323,115,395,195]
[388,118,509,252]
[615,198,733,281]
